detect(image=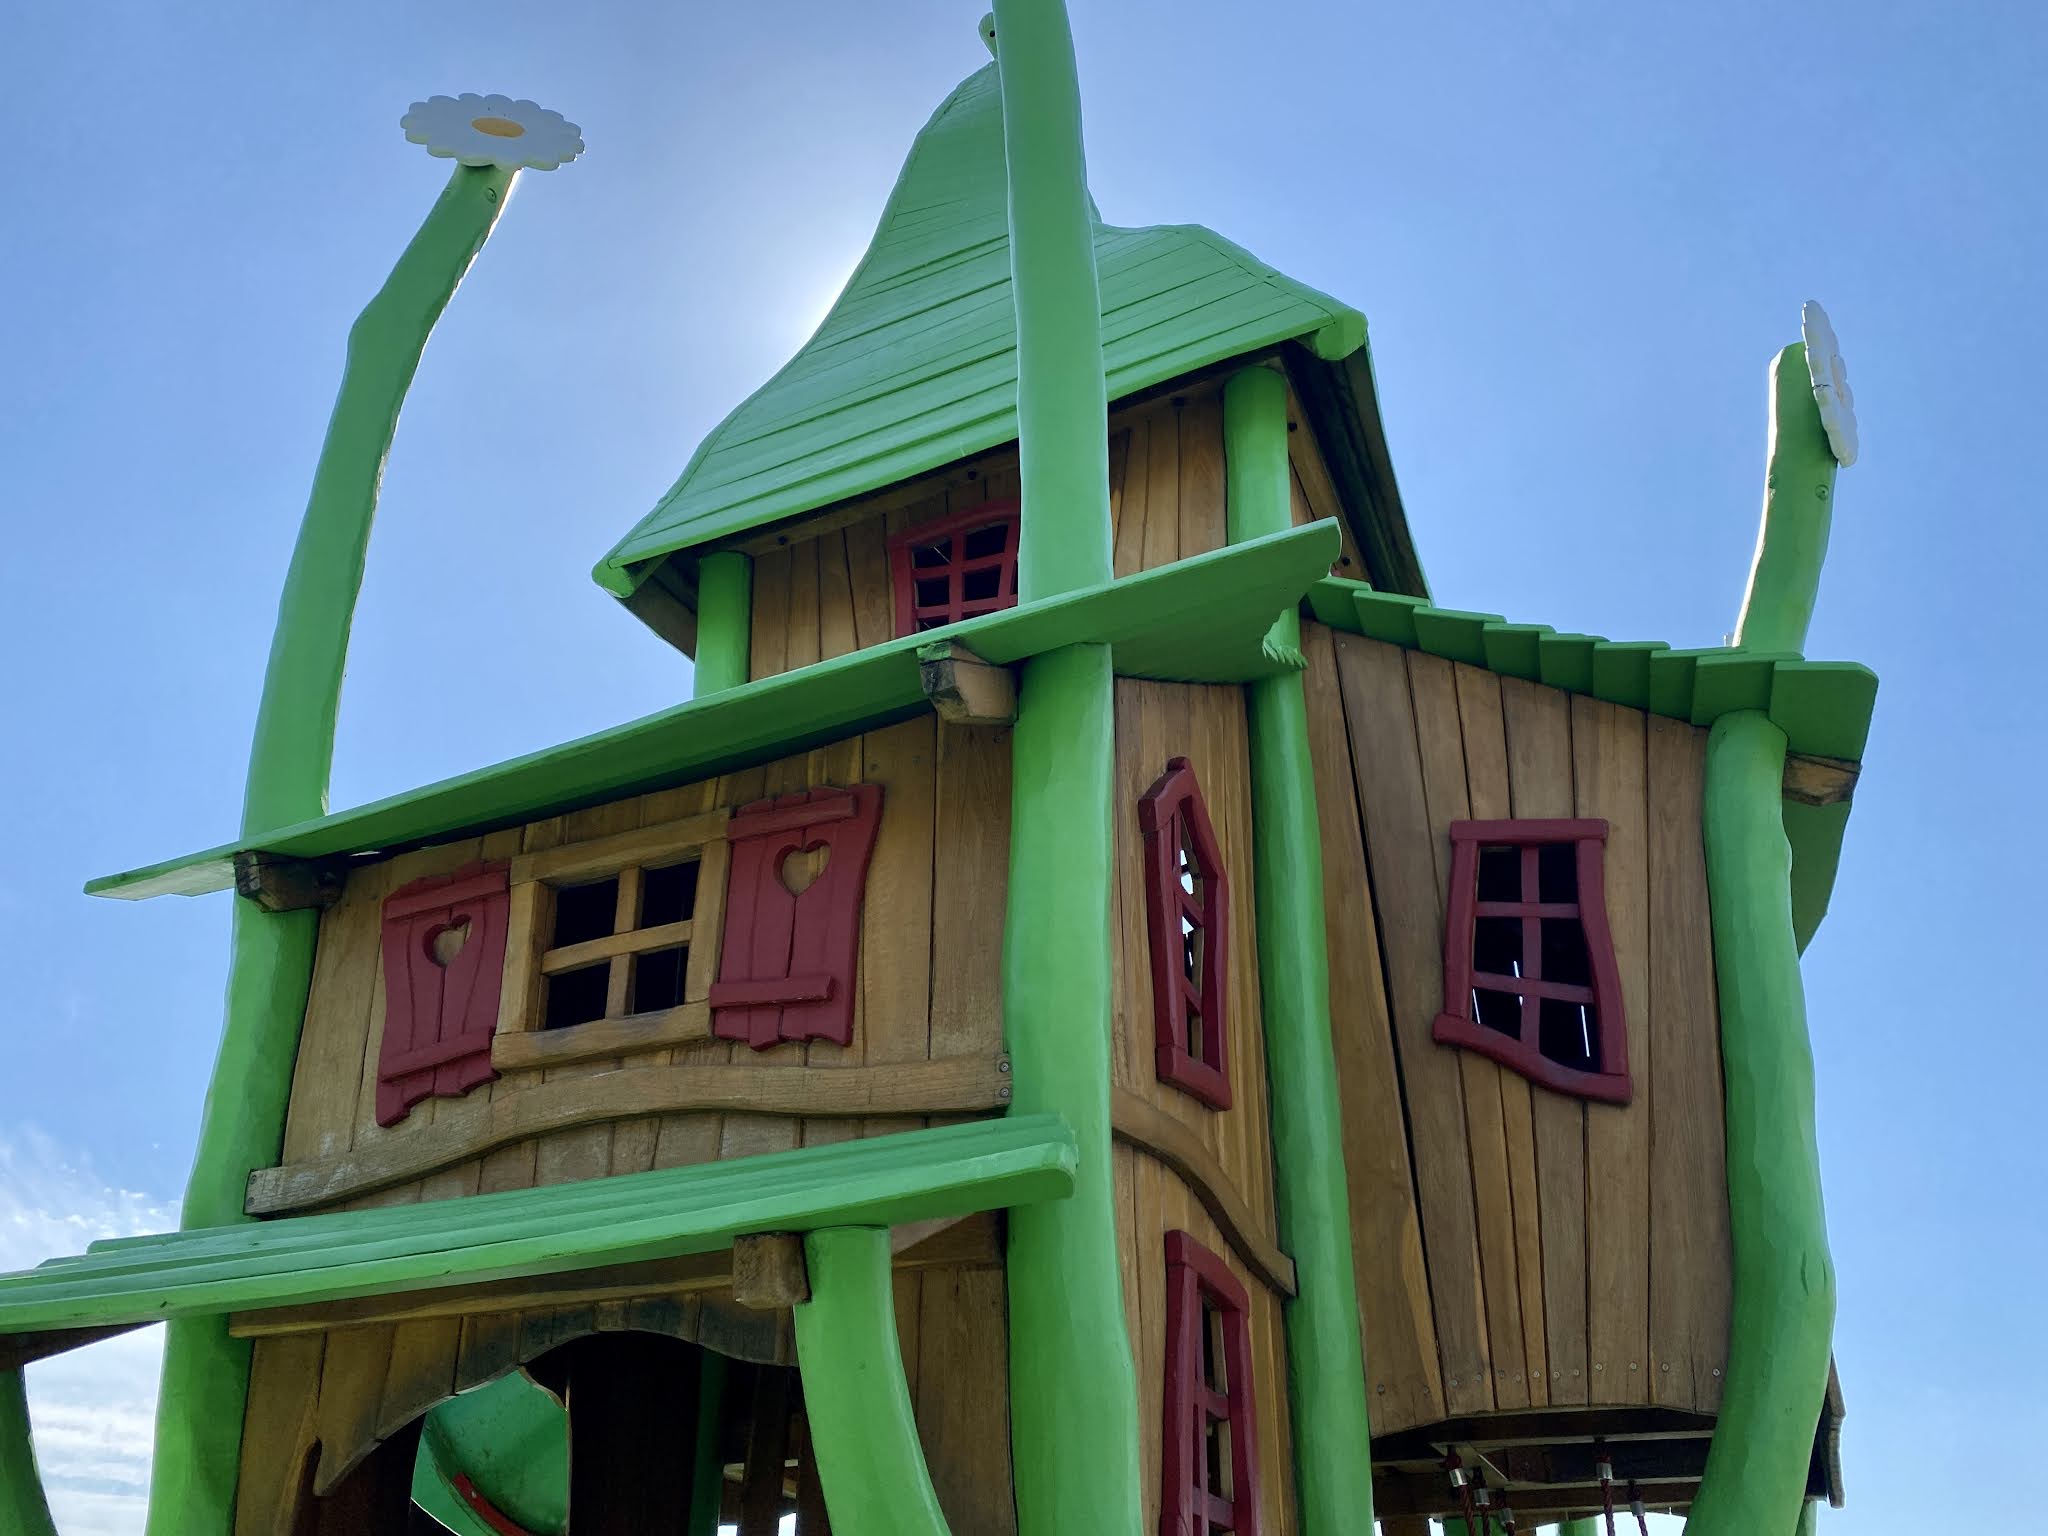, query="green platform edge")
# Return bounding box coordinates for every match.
[89,520,1339,903]
[0,1116,1077,1334]
[1304,576,1875,950]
